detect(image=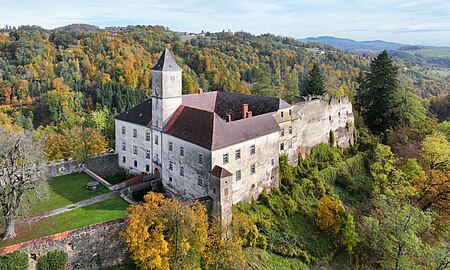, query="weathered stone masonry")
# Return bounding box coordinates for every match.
[0,218,130,270]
